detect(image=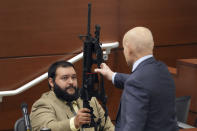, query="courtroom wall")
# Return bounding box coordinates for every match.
[119,0,197,66]
[0,0,197,130]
